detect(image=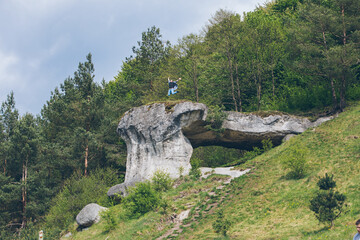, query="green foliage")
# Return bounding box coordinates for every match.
[43,168,120,237]
[222,139,273,167]
[123,181,161,218]
[178,166,185,177]
[192,146,244,167]
[205,105,227,131]
[281,145,308,179]
[101,209,118,233]
[212,209,232,236]
[261,138,273,152]
[1,0,359,237]
[310,174,347,227]
[317,173,336,190]
[189,157,202,179]
[151,170,173,192]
